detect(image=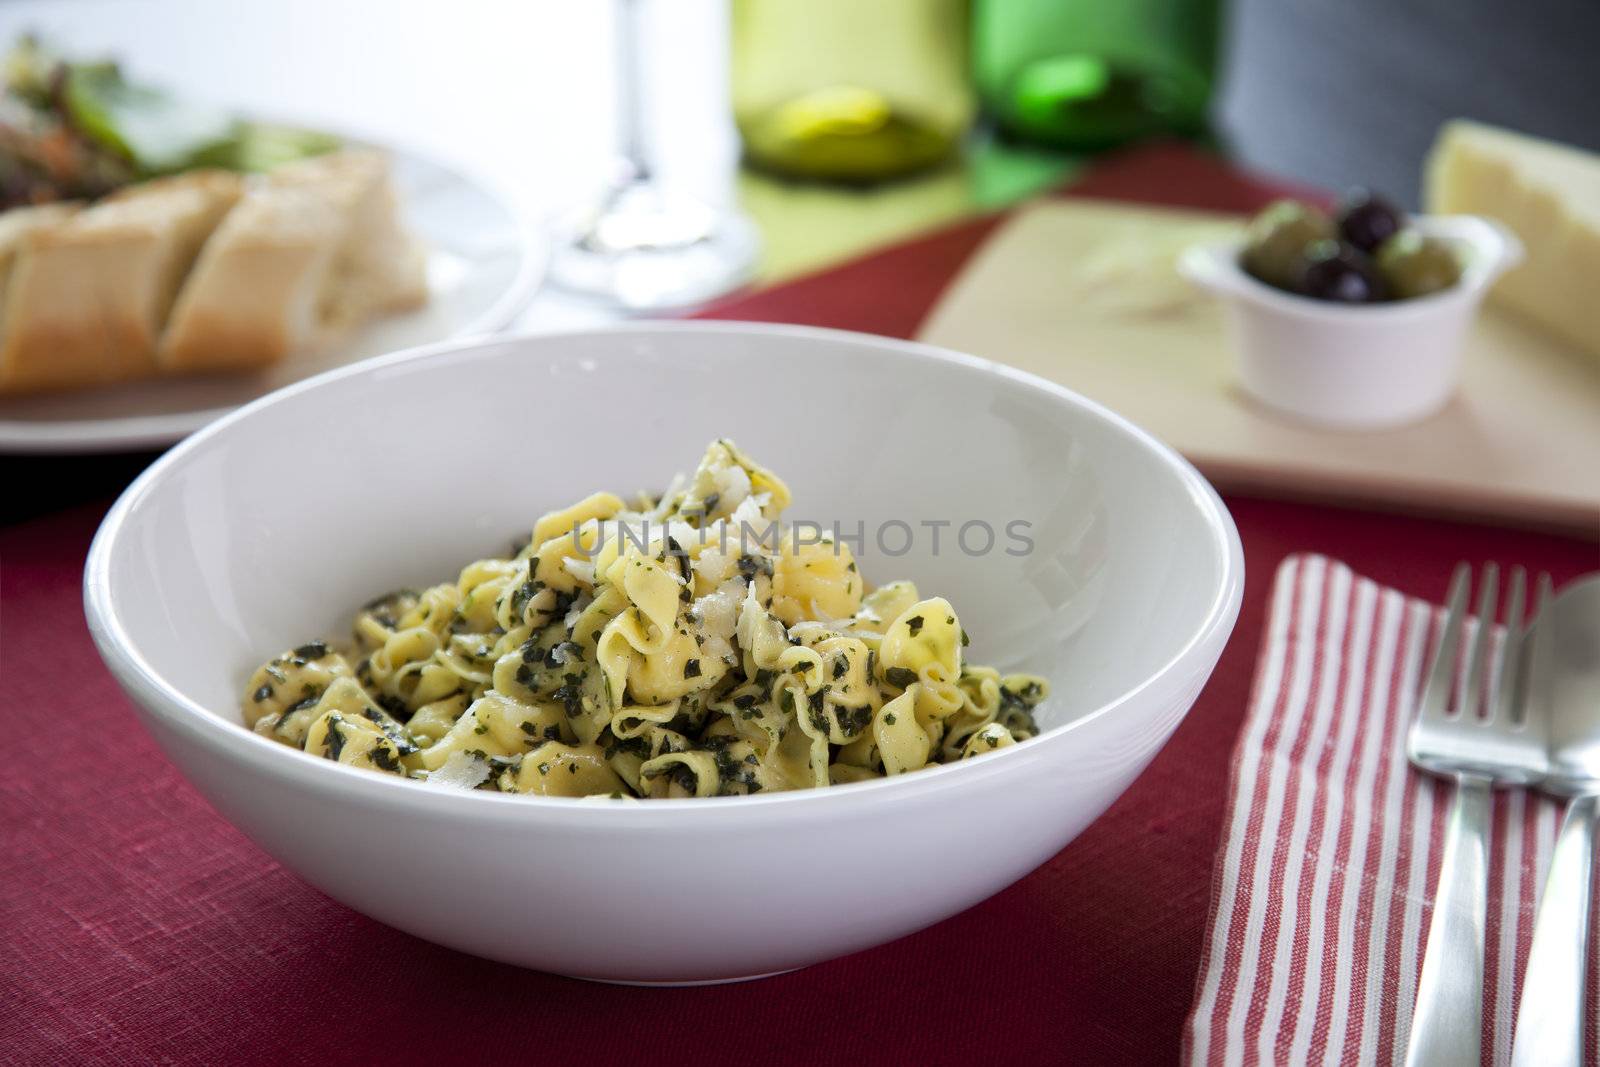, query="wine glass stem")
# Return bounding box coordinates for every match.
[616,0,651,183]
